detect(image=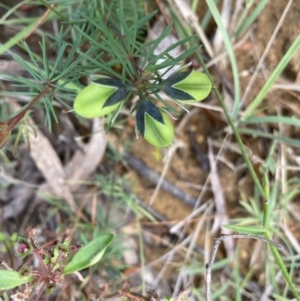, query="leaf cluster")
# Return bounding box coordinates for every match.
[1,0,210,147]
[0,229,113,300]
